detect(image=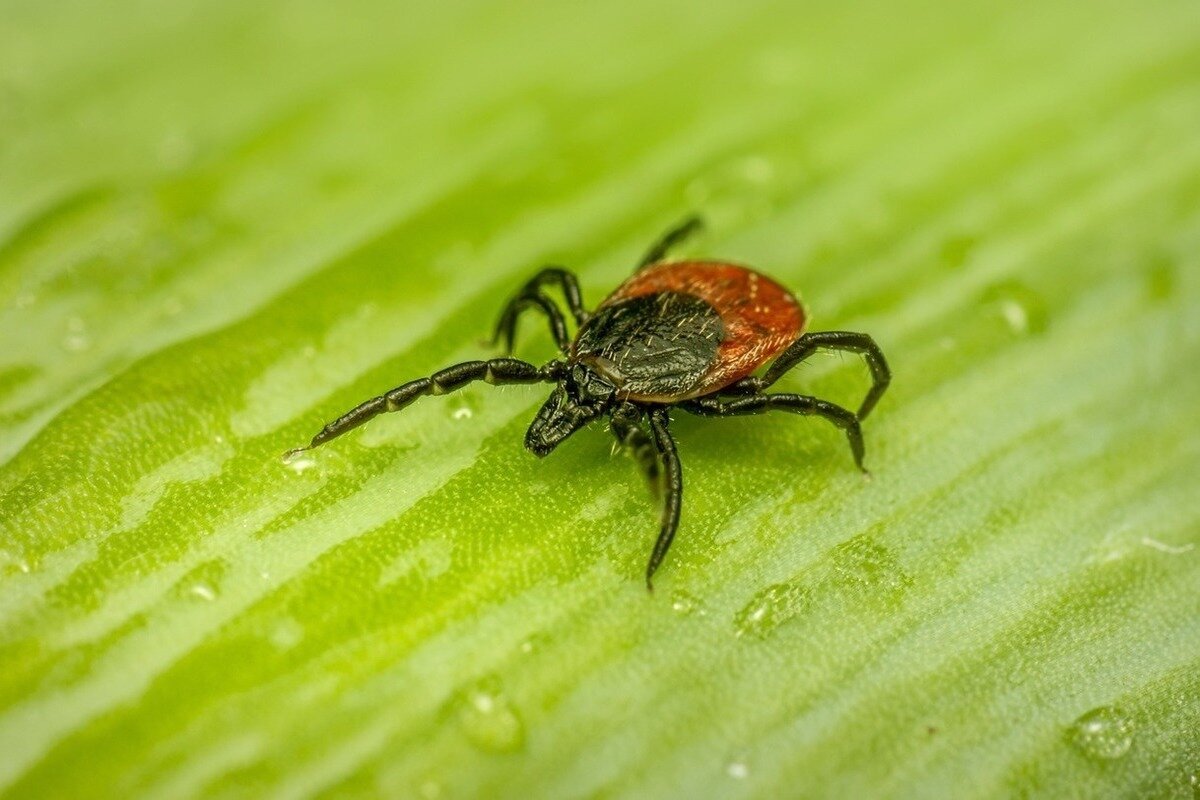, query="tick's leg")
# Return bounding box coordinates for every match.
[645,408,683,590]
[755,331,891,419]
[285,358,560,457]
[505,267,588,323]
[680,393,867,472]
[610,403,660,498]
[491,294,570,355]
[637,215,705,270]
[492,267,588,354]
